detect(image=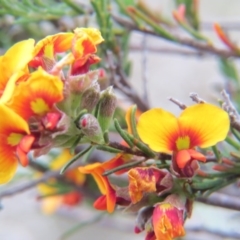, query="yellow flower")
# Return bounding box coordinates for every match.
[137,103,229,176]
